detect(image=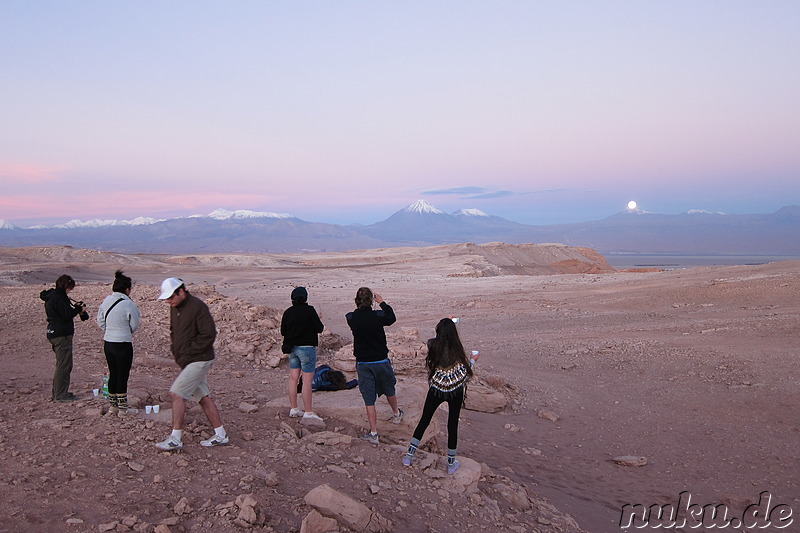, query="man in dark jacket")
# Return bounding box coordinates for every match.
[346,287,404,444]
[154,277,228,451]
[40,274,85,402]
